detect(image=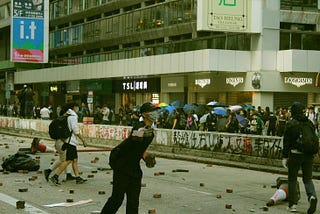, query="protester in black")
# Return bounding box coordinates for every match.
[282,101,317,213]
[101,102,158,214]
